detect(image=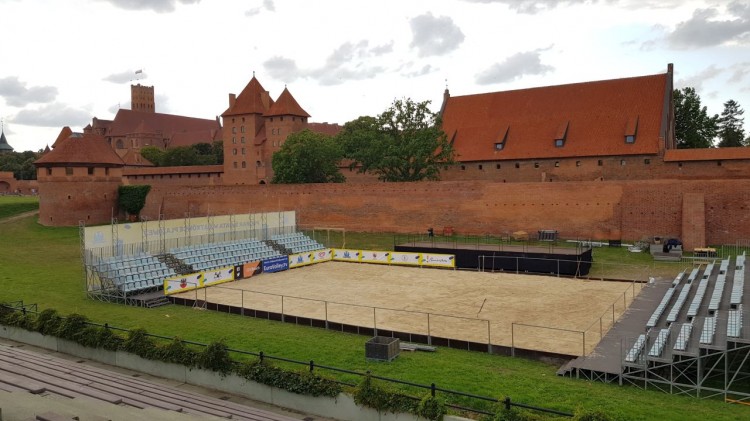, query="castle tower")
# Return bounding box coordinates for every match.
[131,84,155,113]
[0,127,13,153]
[221,76,272,185]
[263,87,310,182]
[34,132,124,226]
